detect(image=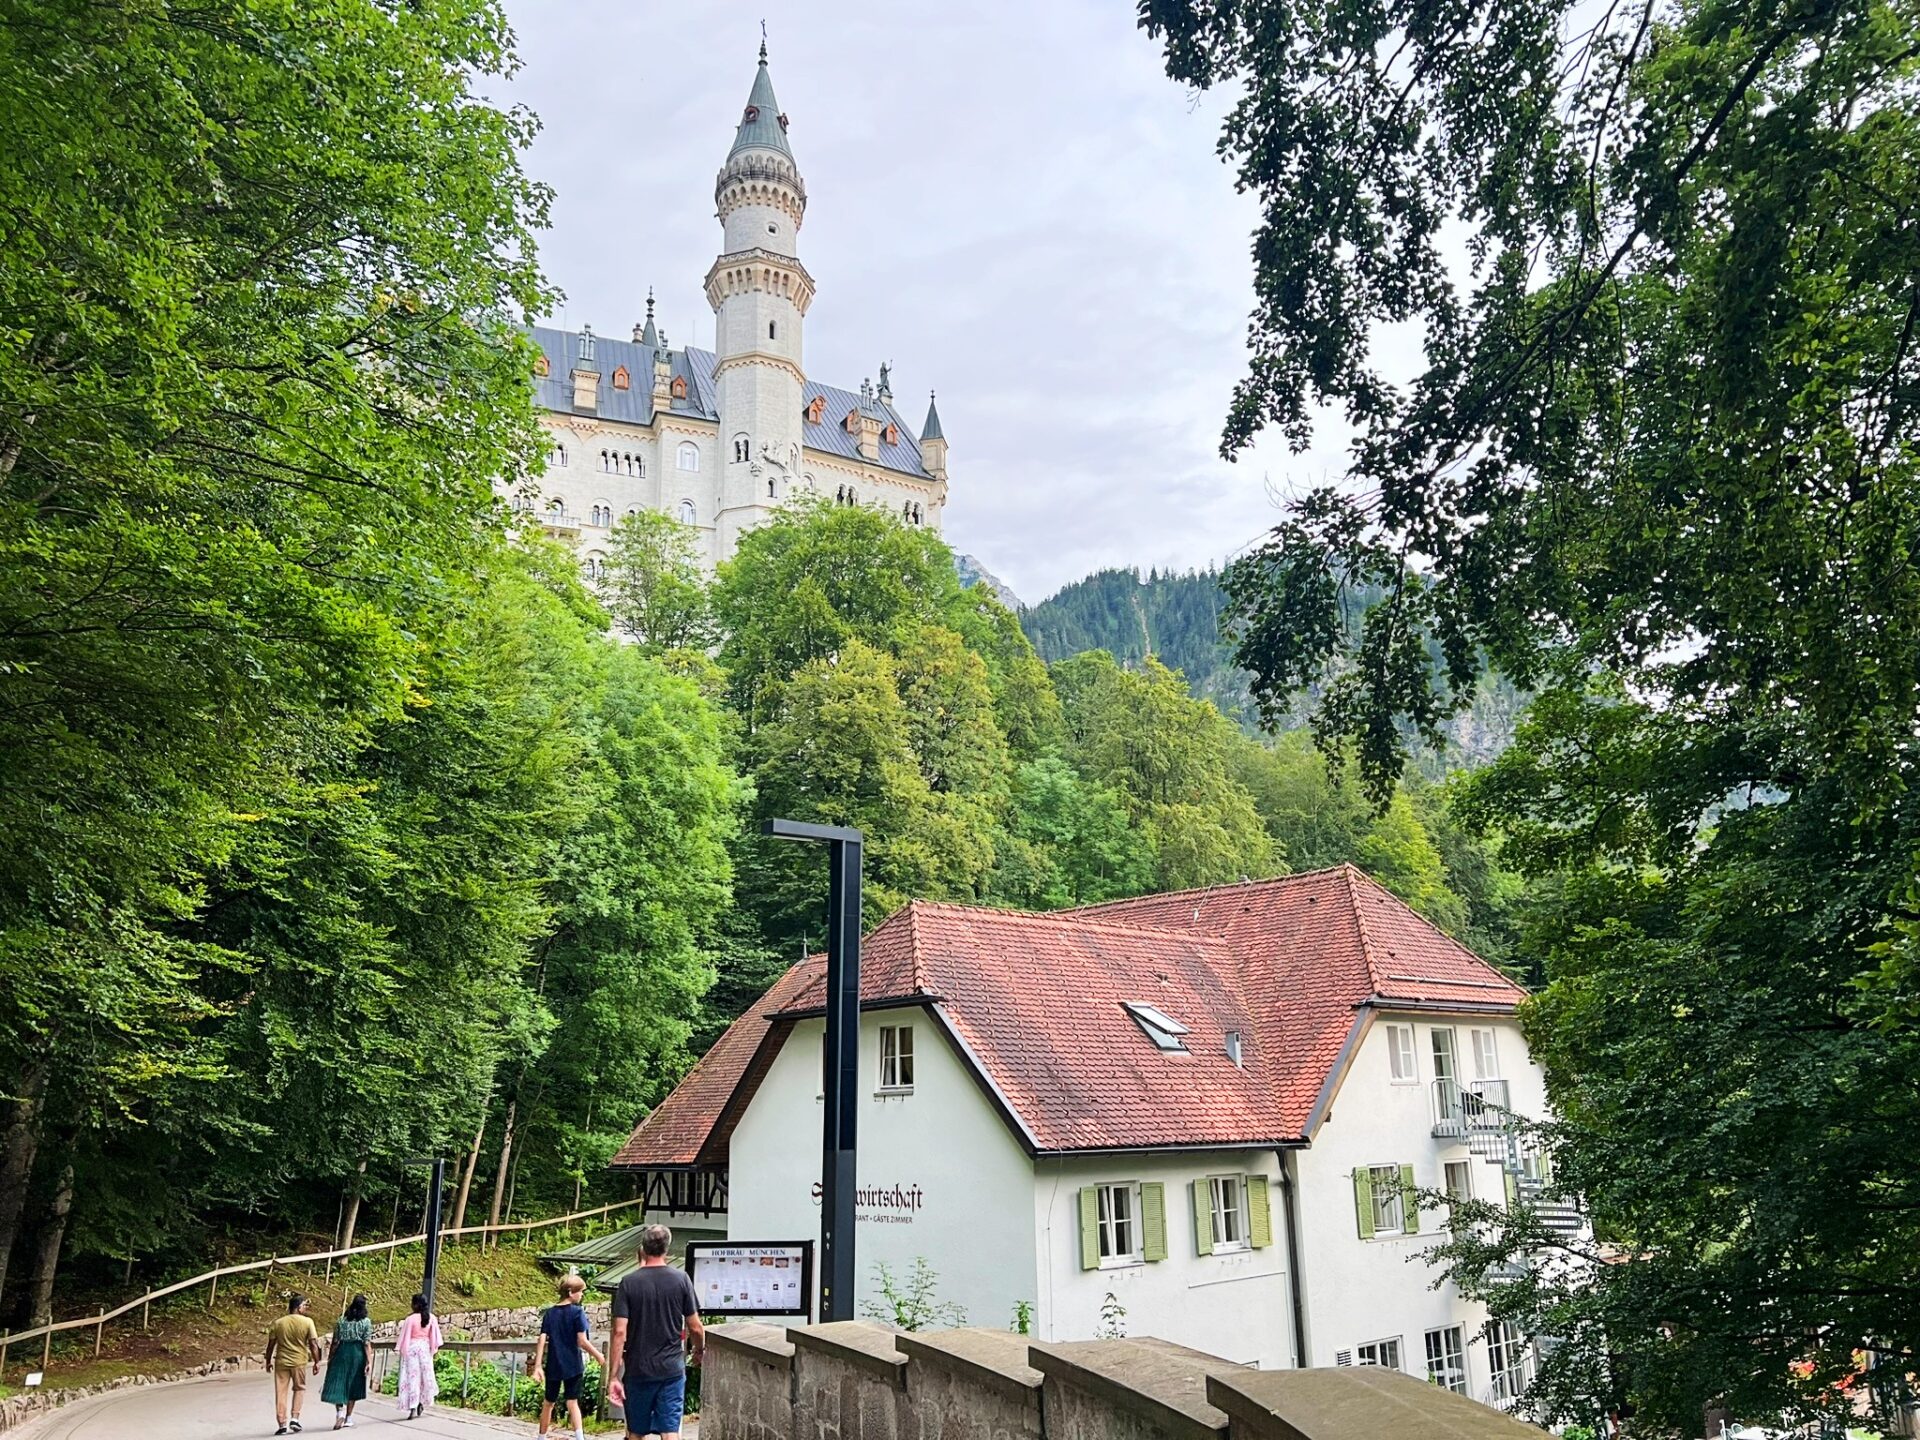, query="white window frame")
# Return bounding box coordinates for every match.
[678,499,698,525]
[878,1024,914,1093]
[676,441,700,472]
[1424,1326,1467,1394]
[1385,1023,1418,1084]
[1487,1321,1532,1403]
[1470,1026,1501,1081]
[1355,1337,1402,1370]
[1207,1176,1247,1253]
[1443,1160,1473,1205]
[1367,1164,1405,1235]
[1096,1182,1143,1268]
